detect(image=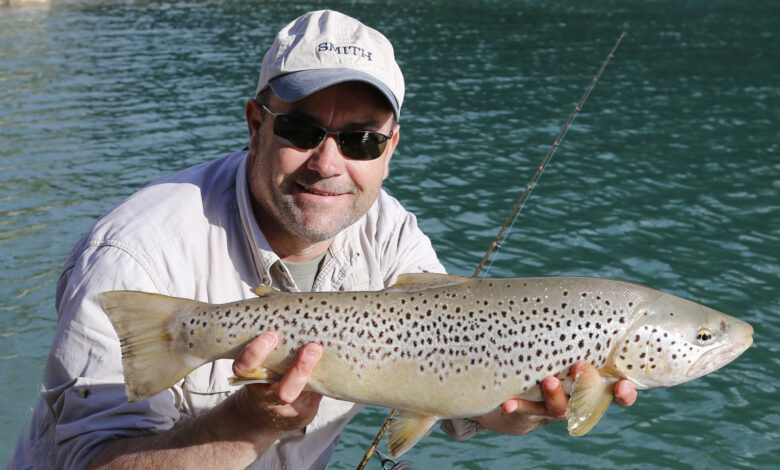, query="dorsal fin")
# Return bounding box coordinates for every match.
[253,285,280,297]
[386,273,471,293]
